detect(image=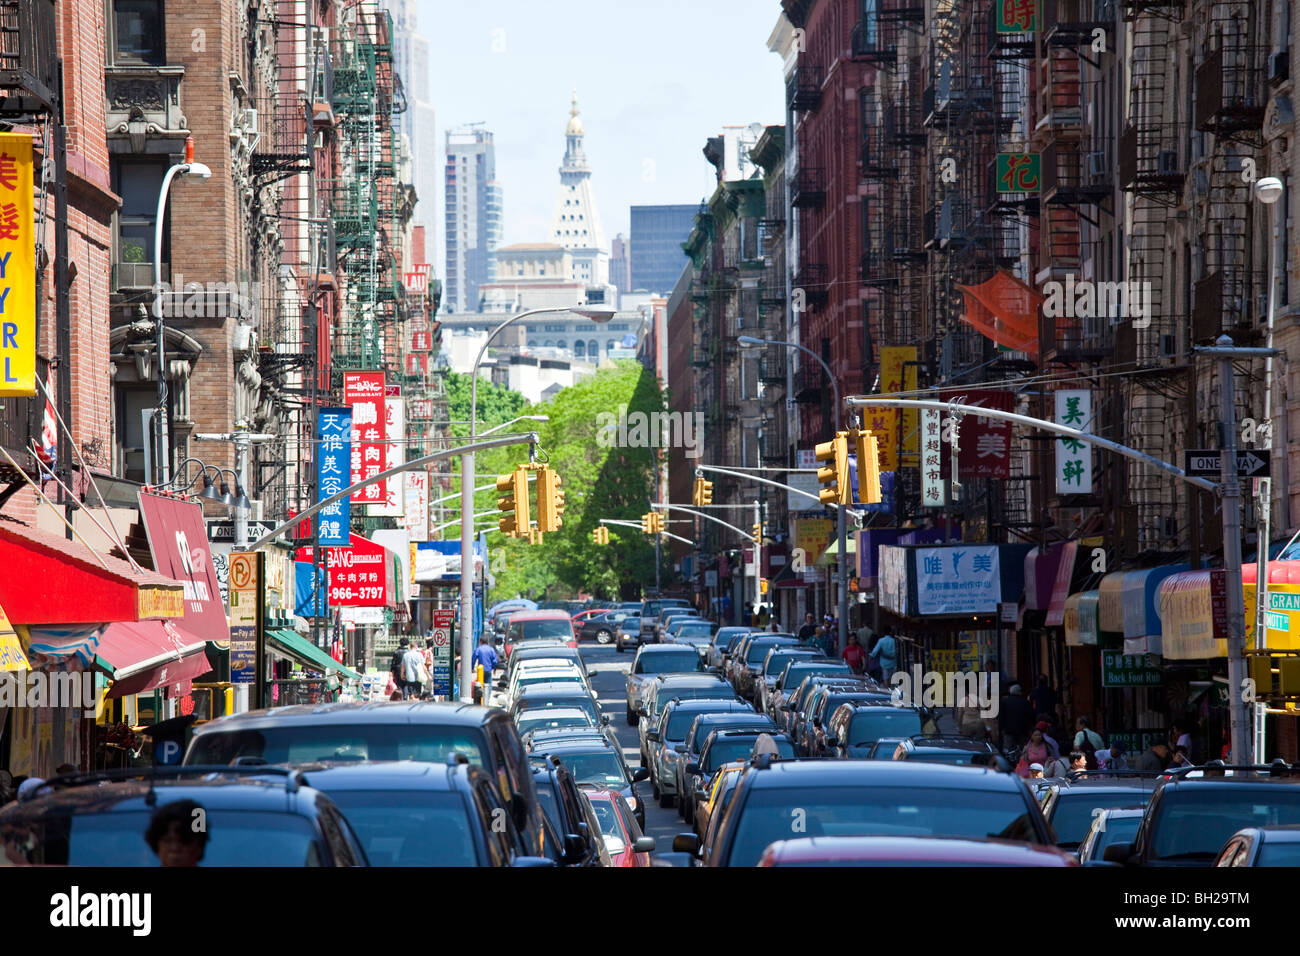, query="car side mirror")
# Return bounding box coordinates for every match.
[600,714,611,726]
[647,731,660,742]
[672,833,702,857]
[563,834,587,863]
[633,767,650,782]
[1103,843,1134,865]
[694,787,707,803]
[634,836,656,853]
[685,762,701,776]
